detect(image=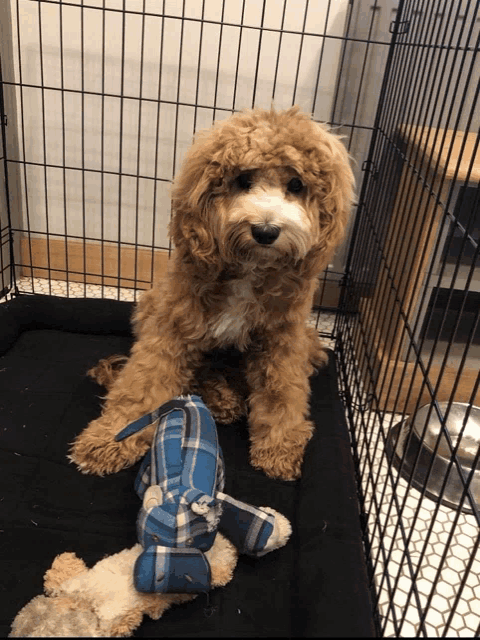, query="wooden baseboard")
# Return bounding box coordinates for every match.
[358,319,480,413]
[20,235,171,290]
[313,279,341,309]
[376,358,480,414]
